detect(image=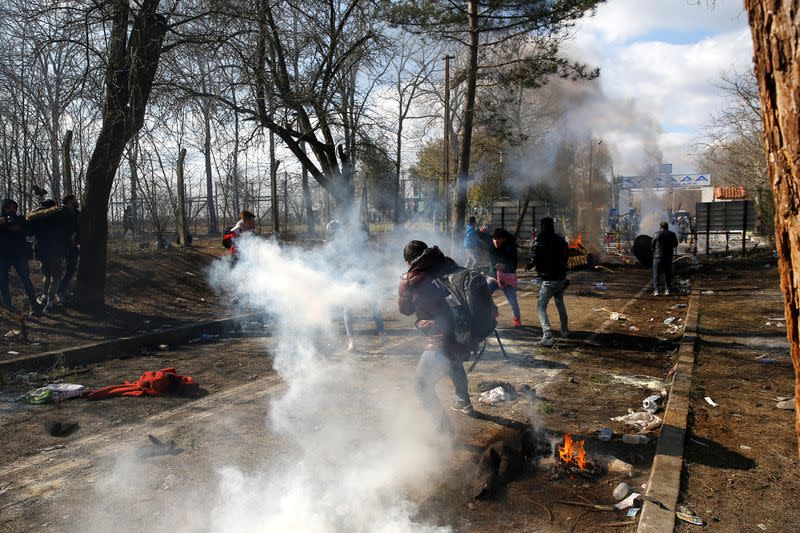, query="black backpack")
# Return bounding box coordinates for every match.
[435,268,498,353]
